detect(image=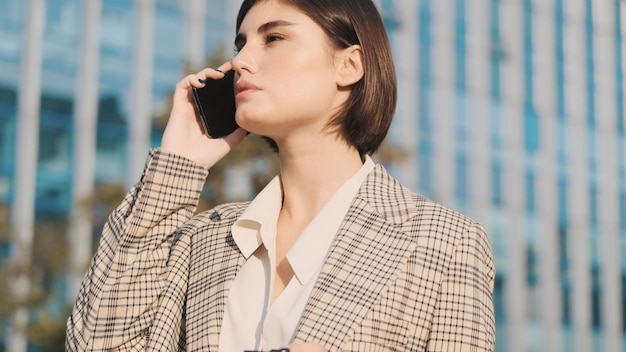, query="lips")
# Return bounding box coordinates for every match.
[234,80,260,98]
